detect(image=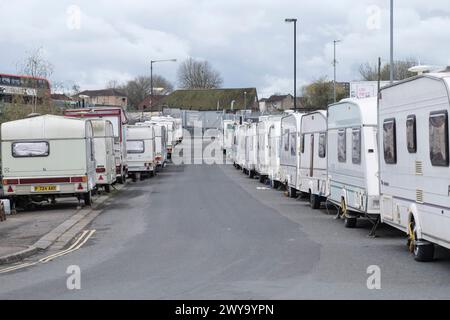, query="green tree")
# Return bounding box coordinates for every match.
[359,58,418,81]
[301,77,347,110]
